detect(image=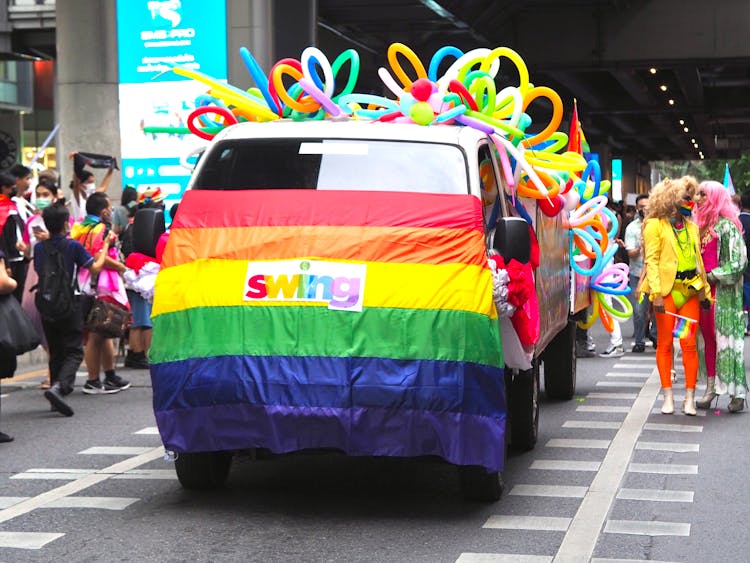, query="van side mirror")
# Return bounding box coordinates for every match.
[491,216,531,264]
[132,208,166,257]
